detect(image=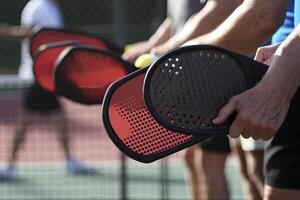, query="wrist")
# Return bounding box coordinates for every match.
[256,82,294,108]
[260,76,298,102]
